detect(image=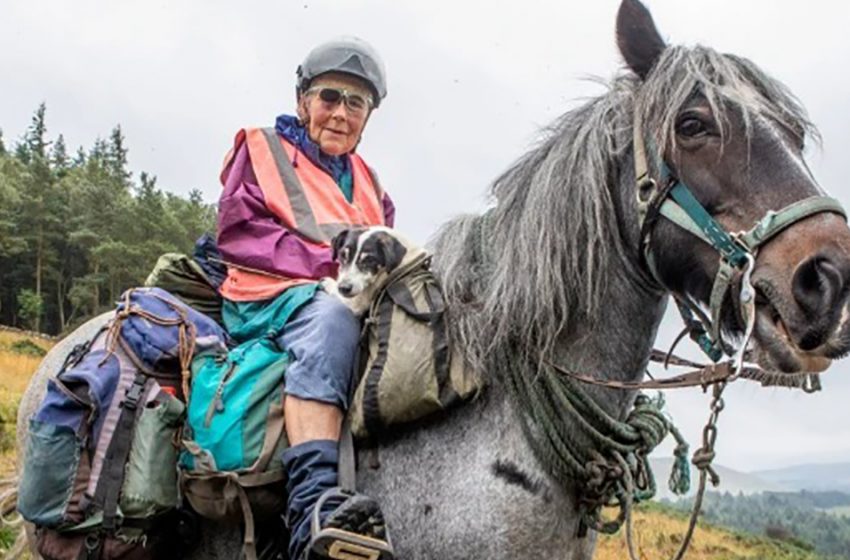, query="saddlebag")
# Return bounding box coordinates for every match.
[348,252,481,439]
